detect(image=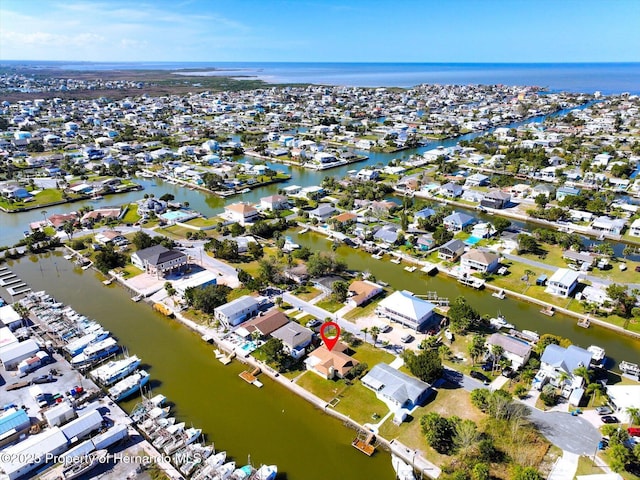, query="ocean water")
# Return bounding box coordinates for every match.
[2,61,639,94]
